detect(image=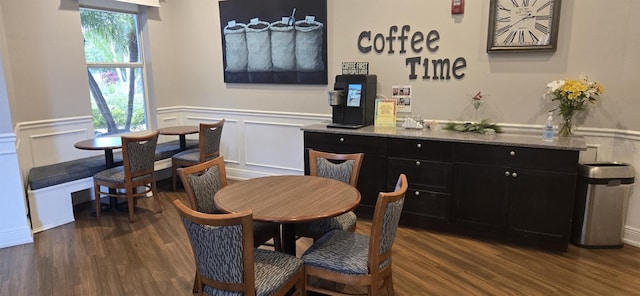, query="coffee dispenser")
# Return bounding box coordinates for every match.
[327,74,377,129]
